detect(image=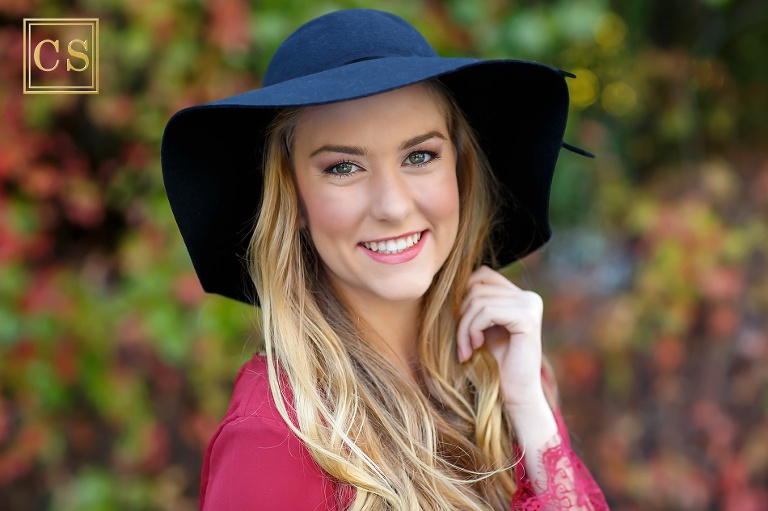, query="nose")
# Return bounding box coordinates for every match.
[368,165,414,224]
